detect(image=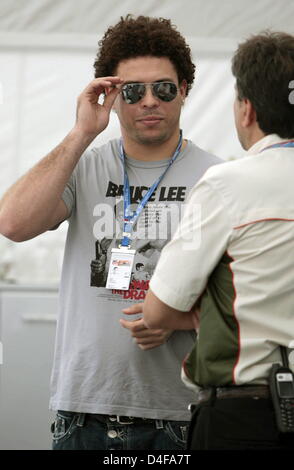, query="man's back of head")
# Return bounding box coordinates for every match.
[232,31,294,140]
